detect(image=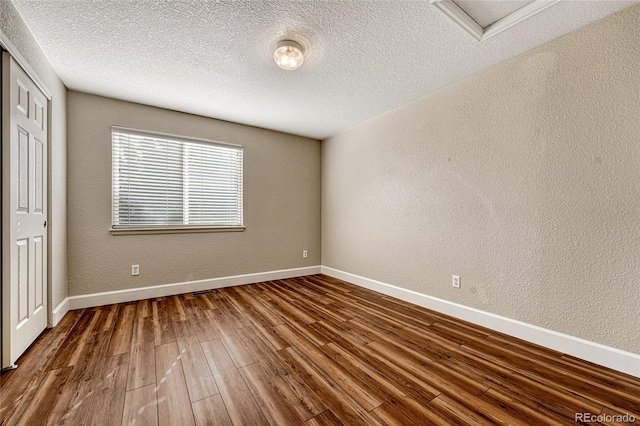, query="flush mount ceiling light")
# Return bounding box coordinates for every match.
[273,40,305,71]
